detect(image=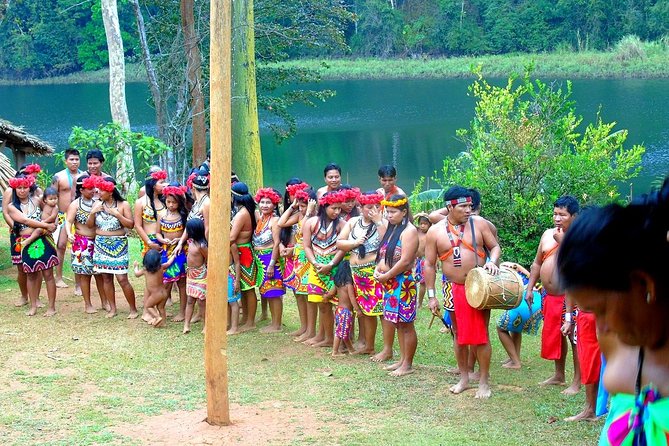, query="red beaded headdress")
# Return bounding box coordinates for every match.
[294,189,310,202]
[23,164,42,175]
[82,176,98,189]
[255,187,282,205]
[163,185,187,196]
[318,190,347,206]
[343,187,361,201]
[9,176,35,189]
[150,170,168,181]
[357,192,384,205]
[286,182,310,197]
[186,173,196,189]
[96,178,116,192]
